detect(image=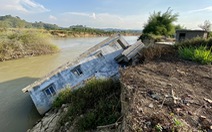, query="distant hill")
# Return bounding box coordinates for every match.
[0,15,59,29]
